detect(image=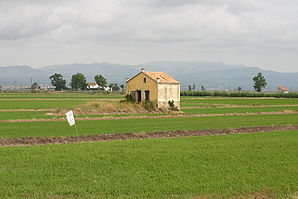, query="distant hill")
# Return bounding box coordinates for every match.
[0,61,298,91]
